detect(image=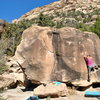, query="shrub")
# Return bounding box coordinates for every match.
[0,65,8,75]
[67,11,85,18]
[90,16,100,37]
[65,19,78,27]
[1,19,34,56]
[56,20,65,28]
[55,11,61,17]
[2,23,21,56]
[76,23,89,31]
[0,39,8,74]
[60,12,67,17]
[67,11,76,18]
[37,13,55,27]
[92,8,100,15]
